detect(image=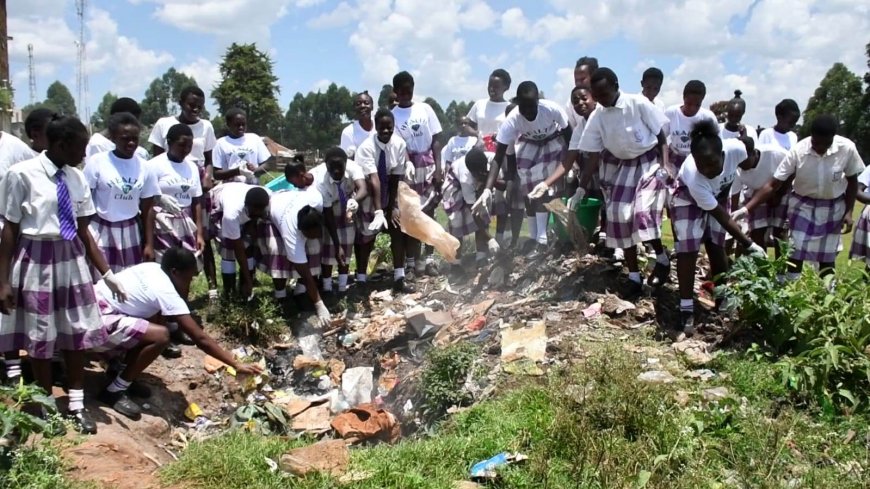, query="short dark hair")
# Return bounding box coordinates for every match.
[465,148,488,174]
[244,187,270,208]
[728,90,746,111]
[166,123,194,145]
[297,206,324,232]
[590,67,618,87]
[810,114,838,138]
[25,108,56,139]
[684,80,706,97]
[324,146,348,163]
[285,160,307,180]
[179,85,205,102]
[392,71,414,89]
[571,84,591,96]
[224,107,246,122]
[490,69,512,88]
[161,246,198,273]
[374,108,394,123]
[775,98,800,118]
[516,81,539,99]
[45,115,89,145]
[110,97,142,118]
[107,112,142,136]
[575,56,599,71]
[642,67,664,82]
[689,119,723,156]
